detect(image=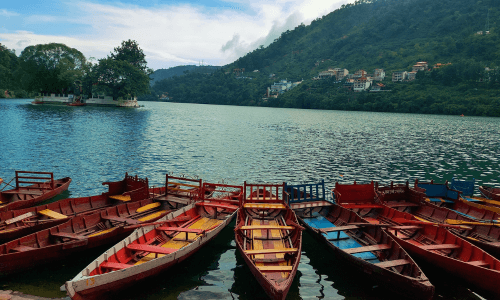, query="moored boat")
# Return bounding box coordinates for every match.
[33,93,139,108]
[0,171,71,212]
[479,185,500,202]
[235,182,302,300]
[64,183,241,300]
[0,173,149,243]
[0,196,179,276]
[294,181,434,300]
